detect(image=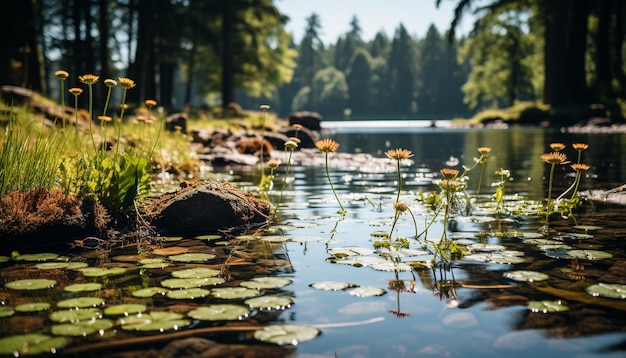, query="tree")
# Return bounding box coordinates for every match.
[346,49,373,115]
[385,24,417,115]
[311,66,349,116]
[333,15,363,72]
